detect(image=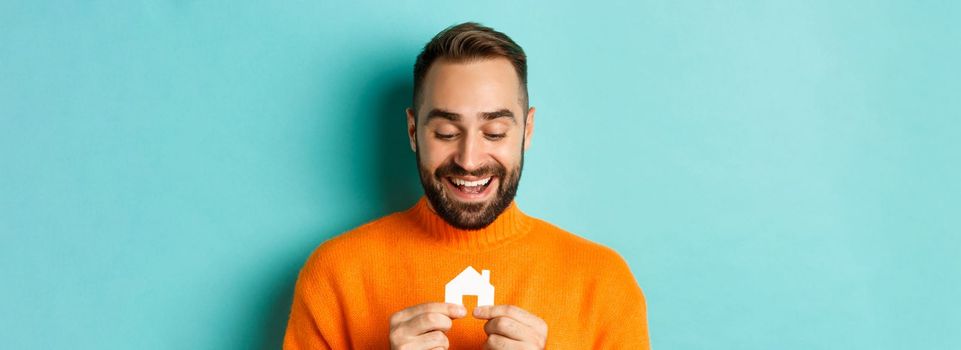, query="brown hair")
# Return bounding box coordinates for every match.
[412,22,528,113]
